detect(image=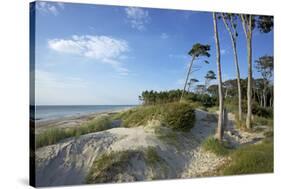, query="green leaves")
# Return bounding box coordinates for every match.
[188,43,211,58]
[257,16,273,33]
